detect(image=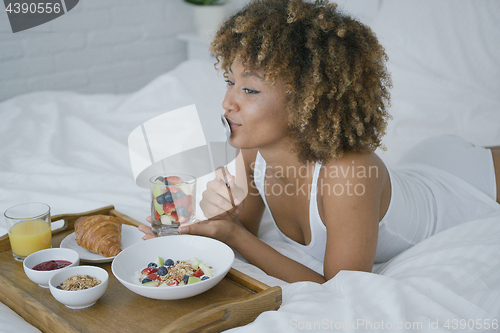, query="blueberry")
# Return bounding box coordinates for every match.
[201,276,210,281]
[165,259,174,266]
[157,266,168,276]
[156,195,166,205]
[159,192,173,204]
[147,262,157,268]
[182,275,189,284]
[142,278,152,284]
